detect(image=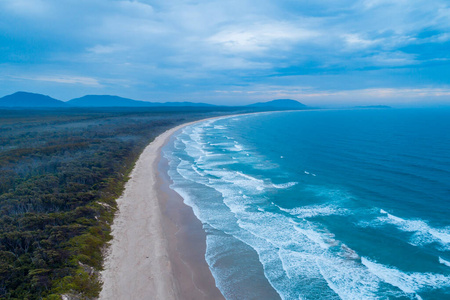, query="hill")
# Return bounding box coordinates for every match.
[247,99,307,109]
[0,91,67,107]
[68,95,215,107]
[68,95,150,107]
[0,92,309,109]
